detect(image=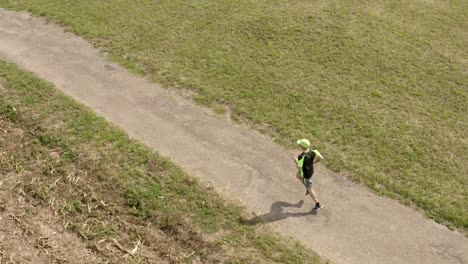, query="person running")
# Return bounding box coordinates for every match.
[294,138,324,211]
